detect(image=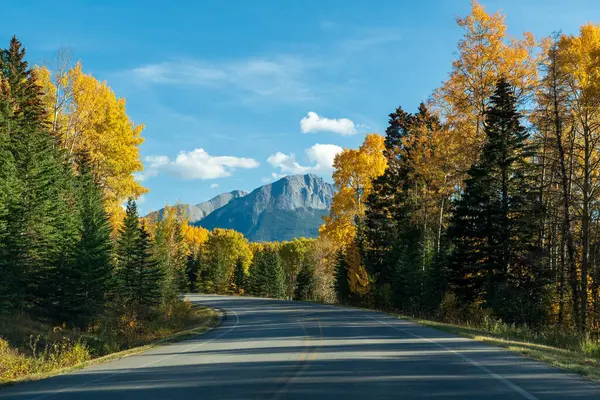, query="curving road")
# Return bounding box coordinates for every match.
[2,295,600,399]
